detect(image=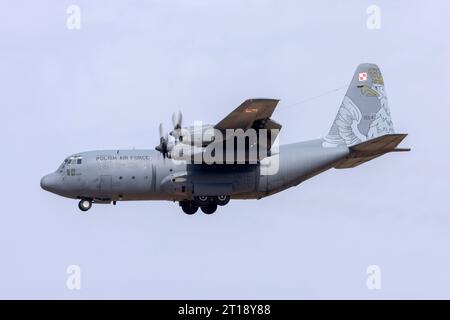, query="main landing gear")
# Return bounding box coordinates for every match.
[180,195,230,215]
[180,201,198,215]
[201,203,217,215]
[78,199,92,212]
